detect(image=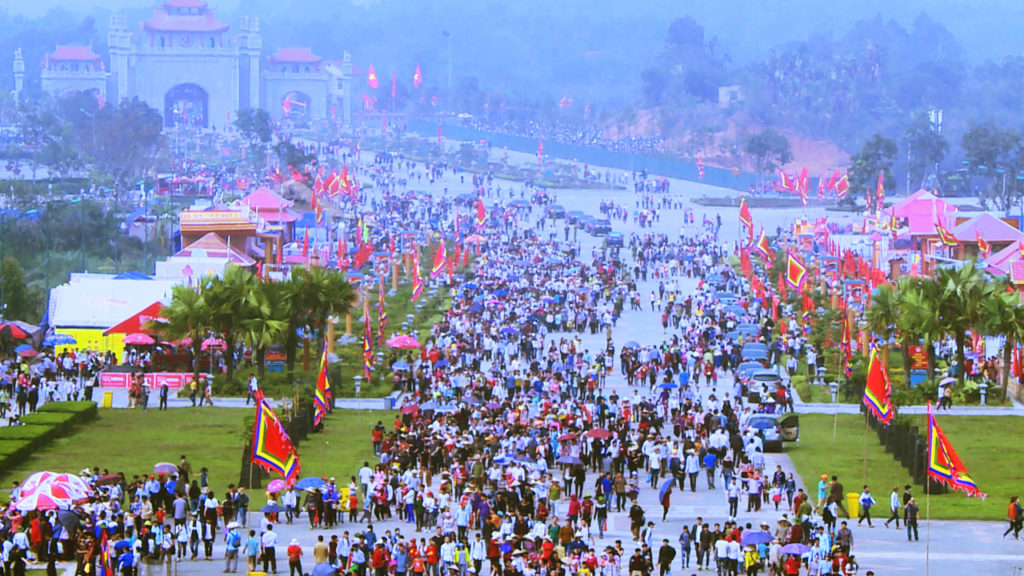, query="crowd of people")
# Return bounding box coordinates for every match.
[0,147,897,576]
